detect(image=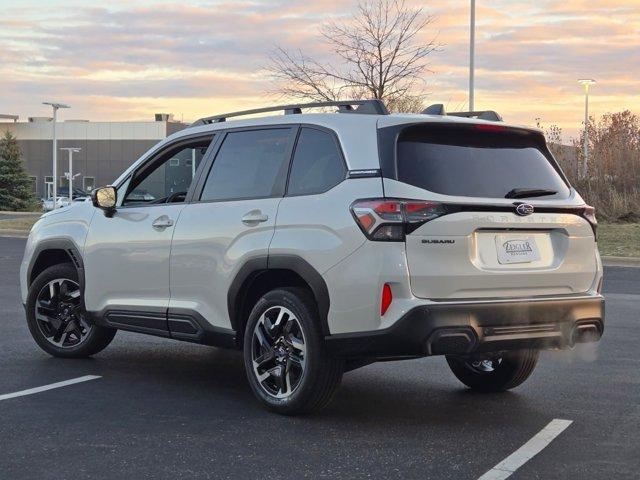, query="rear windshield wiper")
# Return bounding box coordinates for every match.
[505,188,558,199]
